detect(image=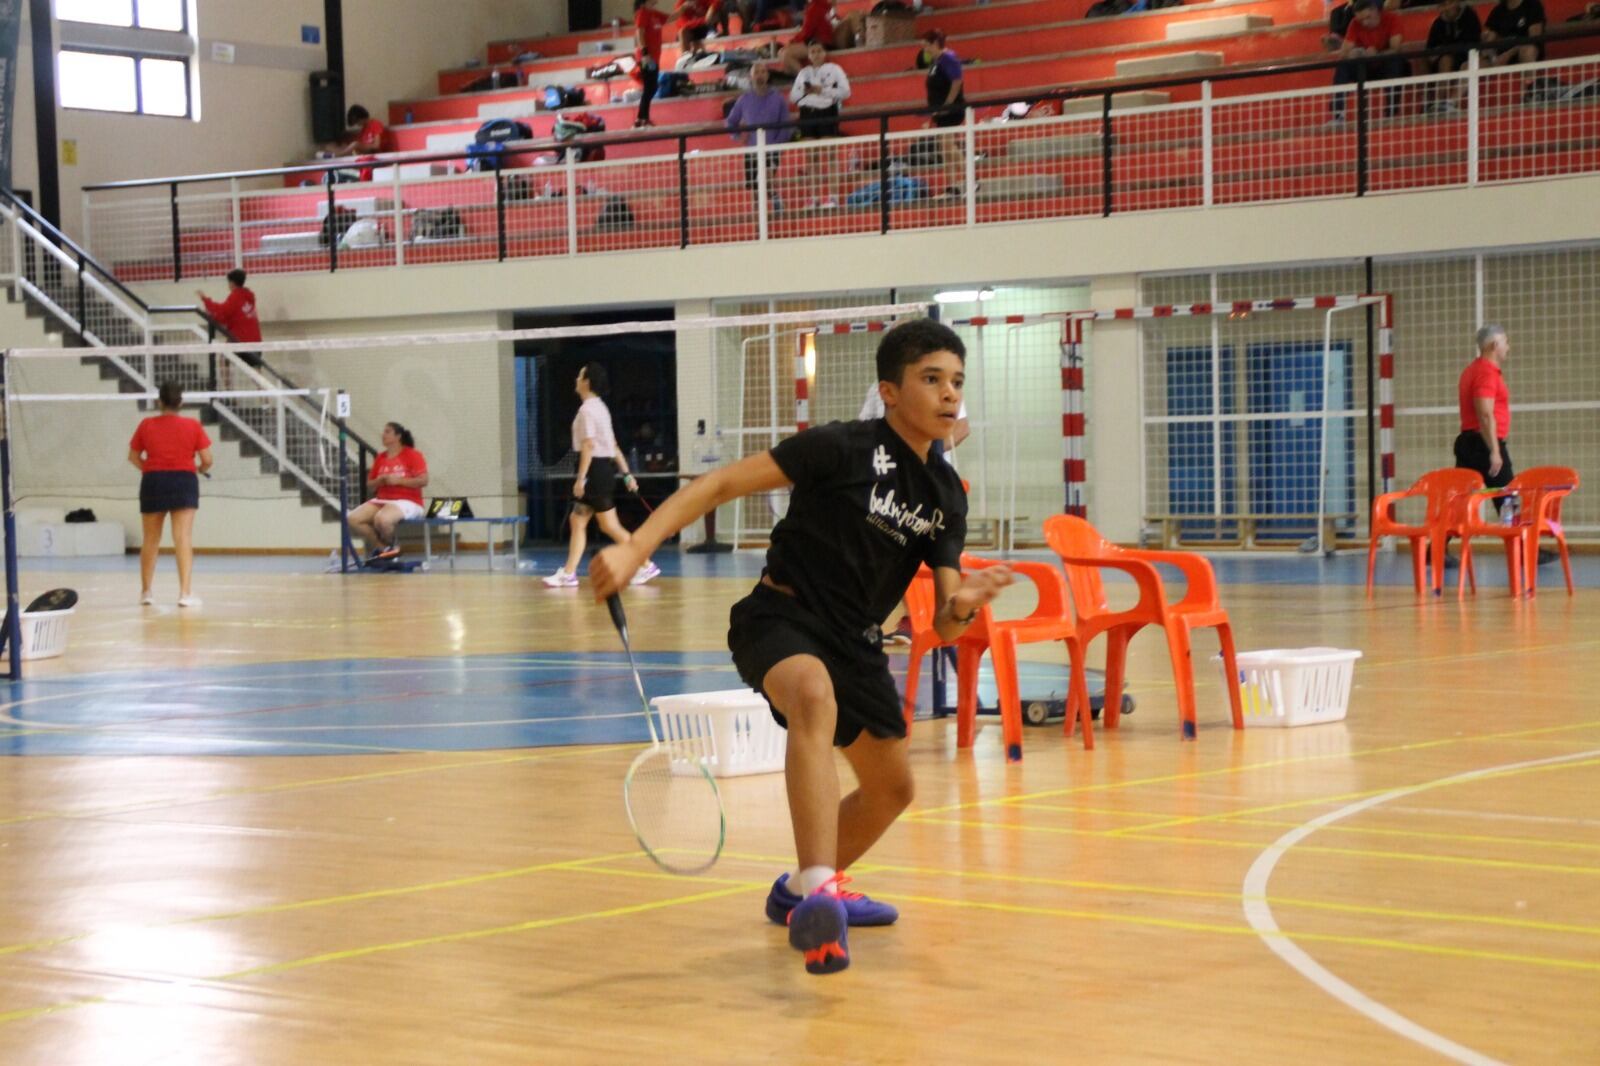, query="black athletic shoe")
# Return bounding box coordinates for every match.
[373,544,401,561]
